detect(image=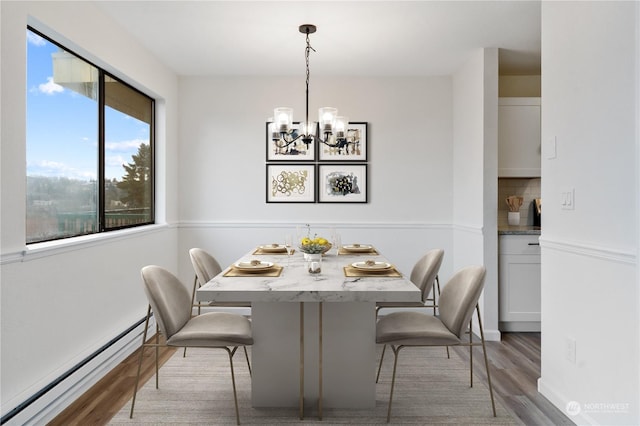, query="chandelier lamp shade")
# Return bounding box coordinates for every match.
[270,24,349,149]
